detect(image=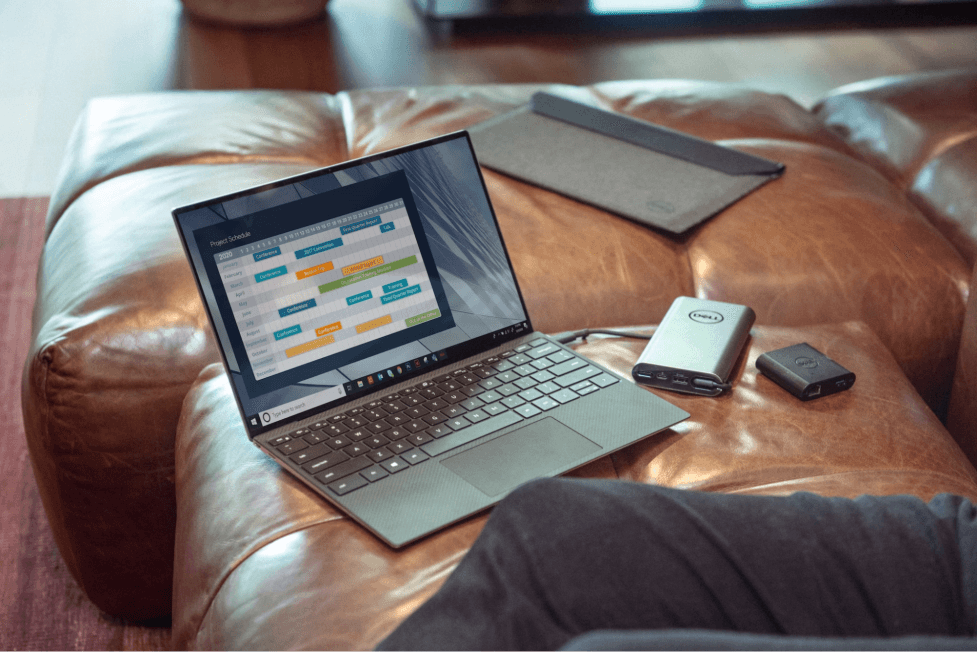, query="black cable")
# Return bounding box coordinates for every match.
[551,328,653,344]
